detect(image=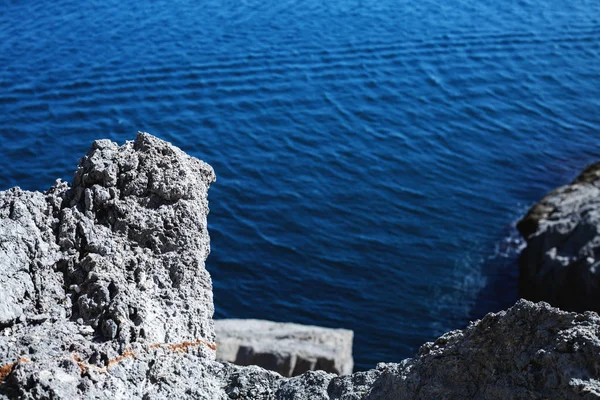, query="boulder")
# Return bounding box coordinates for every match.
[517,162,600,312]
[215,319,353,376]
[1,133,599,399]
